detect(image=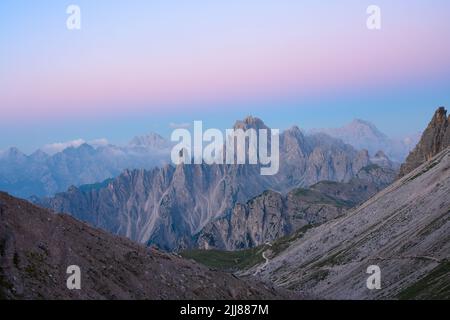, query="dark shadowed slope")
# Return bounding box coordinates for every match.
[0,192,292,300]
